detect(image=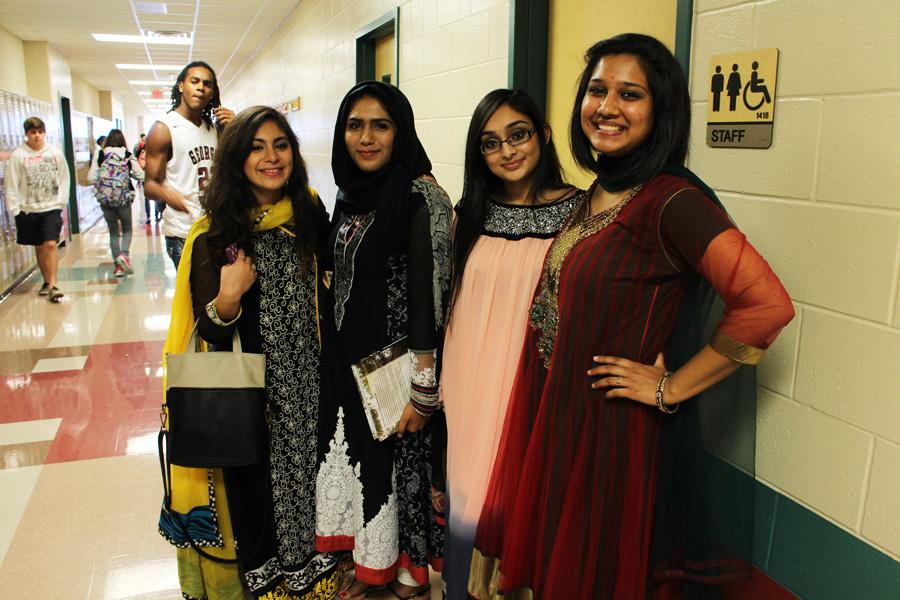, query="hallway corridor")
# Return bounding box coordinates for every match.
[0,212,181,598]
